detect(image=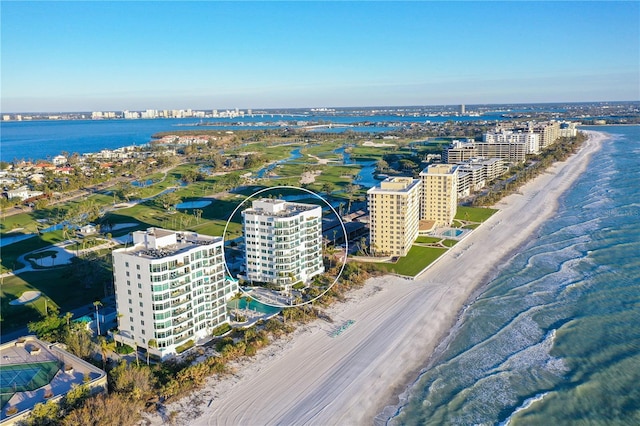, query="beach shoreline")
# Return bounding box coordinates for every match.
[152,130,605,426]
[379,130,605,424]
